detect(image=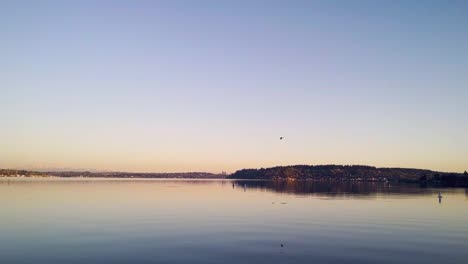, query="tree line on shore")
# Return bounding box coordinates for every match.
[2,166,467,187]
[228,165,468,186]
